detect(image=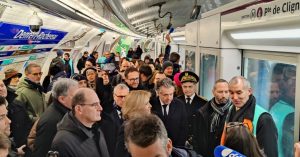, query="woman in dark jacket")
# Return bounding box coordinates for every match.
[83,67,113,113]
[127,48,134,59]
